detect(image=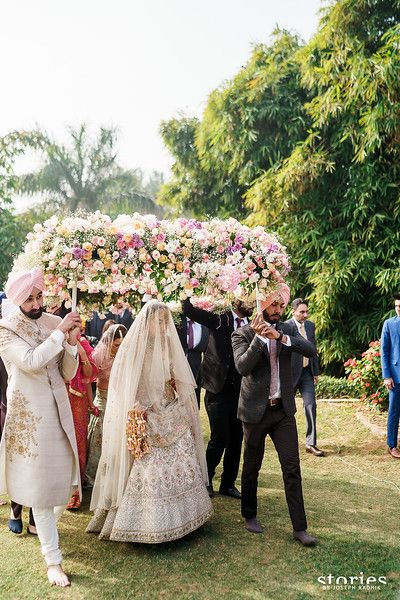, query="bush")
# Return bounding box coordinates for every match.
[315,375,356,399]
[344,341,388,412]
